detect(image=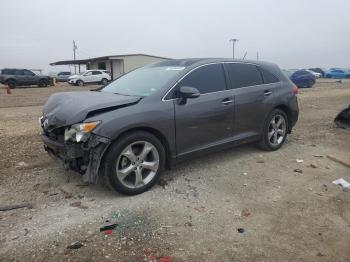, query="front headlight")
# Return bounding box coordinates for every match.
[64,121,101,142]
